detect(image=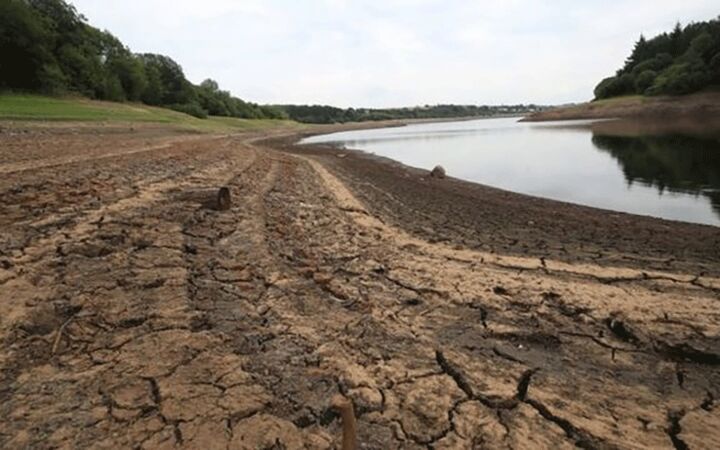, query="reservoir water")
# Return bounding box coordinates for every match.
[302,117,720,227]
